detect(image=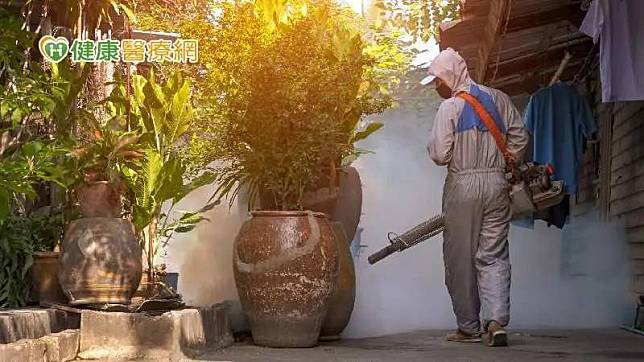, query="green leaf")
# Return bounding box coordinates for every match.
[198,199,220,213]
[148,69,168,107]
[174,171,217,204]
[352,122,384,143]
[174,224,200,233]
[133,204,153,232]
[139,148,164,211]
[178,211,206,224]
[0,189,10,220]
[11,108,23,125]
[131,75,148,107]
[156,157,185,202]
[22,141,43,157]
[168,79,192,144]
[21,254,33,278]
